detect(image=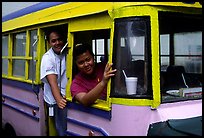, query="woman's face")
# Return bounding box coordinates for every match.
[76,50,95,75]
[48,31,64,54]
